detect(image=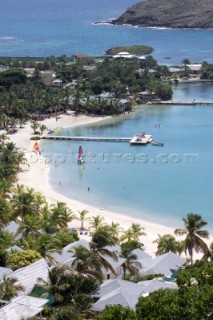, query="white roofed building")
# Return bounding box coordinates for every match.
[0,296,48,320]
[8,258,49,295]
